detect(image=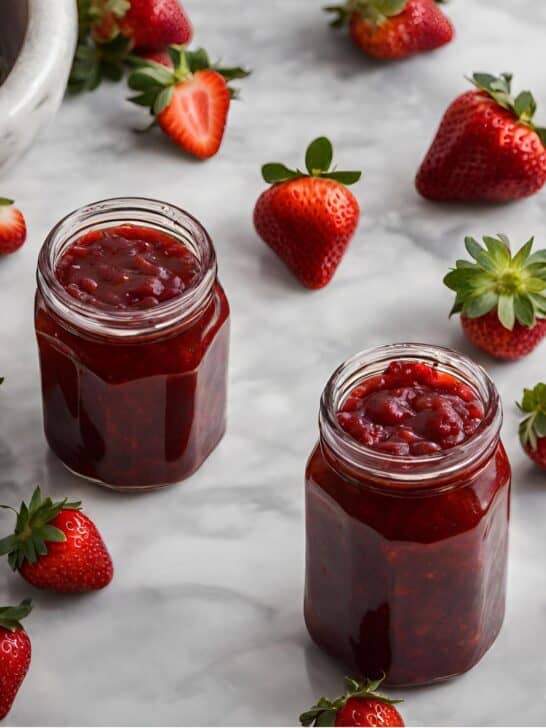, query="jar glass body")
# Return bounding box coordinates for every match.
[304,344,511,687]
[35,198,230,492]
